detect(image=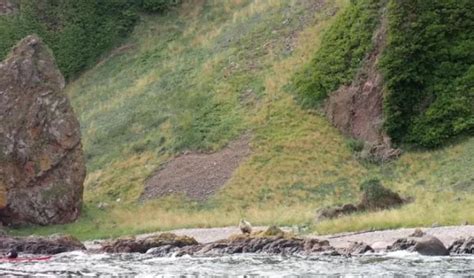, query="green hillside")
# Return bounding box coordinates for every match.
[294,0,474,147]
[8,0,473,240]
[0,0,178,79]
